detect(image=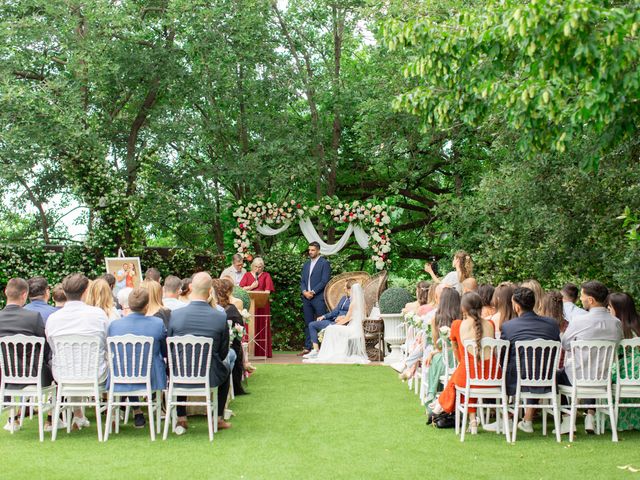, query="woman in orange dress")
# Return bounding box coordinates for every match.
[430,292,498,434]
